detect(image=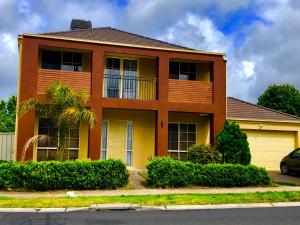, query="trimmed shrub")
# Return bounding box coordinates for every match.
[216,121,251,165]
[192,164,271,187]
[0,162,24,189]
[147,157,194,188]
[187,144,222,164]
[0,159,129,191]
[147,157,271,188]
